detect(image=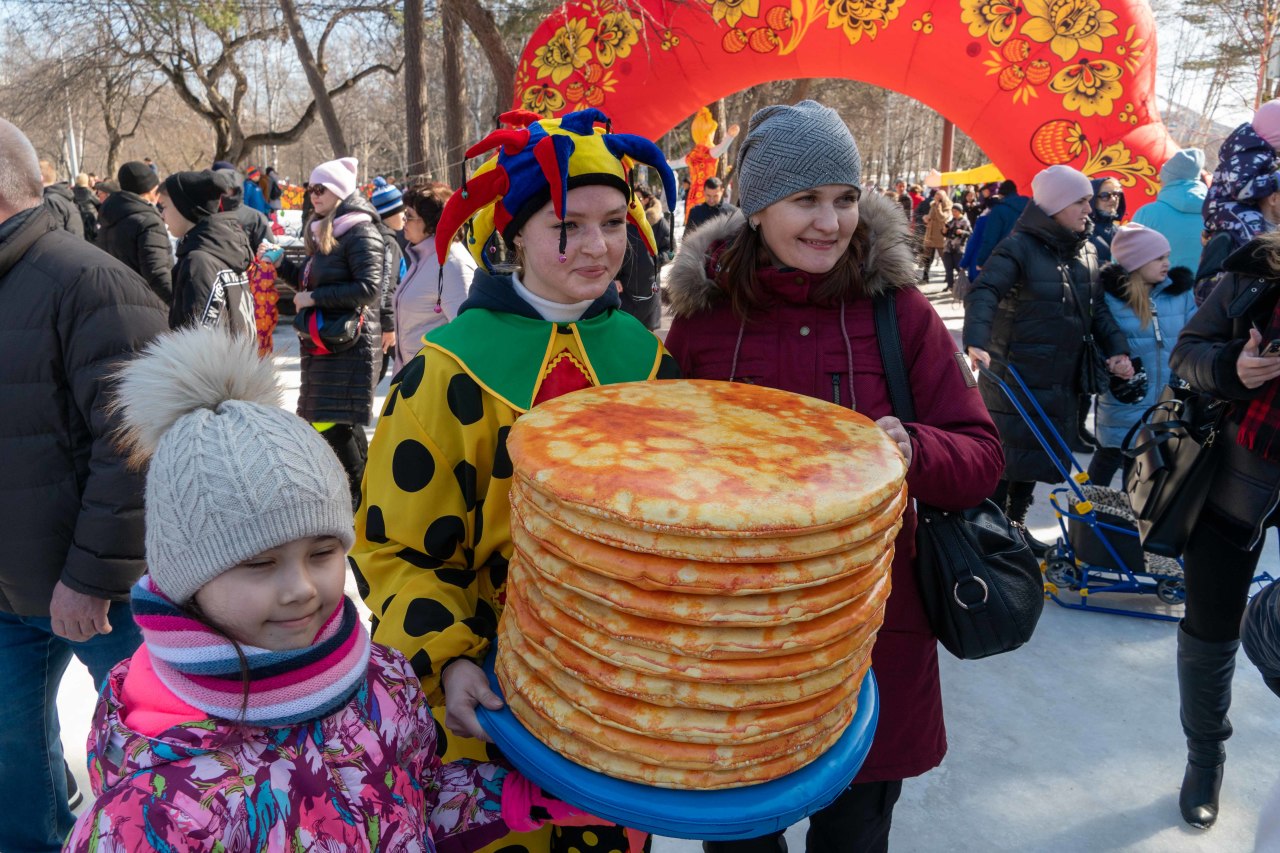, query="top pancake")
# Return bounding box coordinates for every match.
[507,380,907,536]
